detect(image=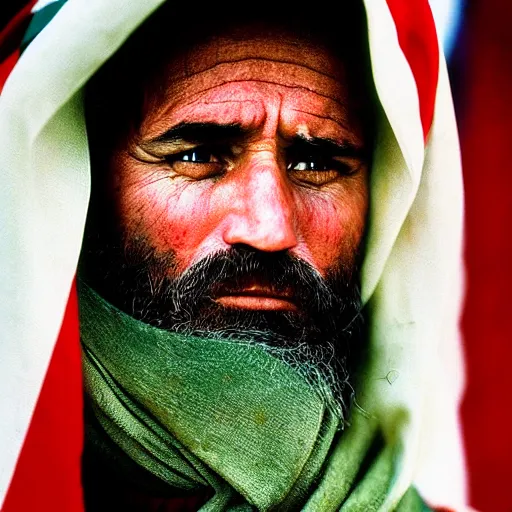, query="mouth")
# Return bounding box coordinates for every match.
[213,281,298,312]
